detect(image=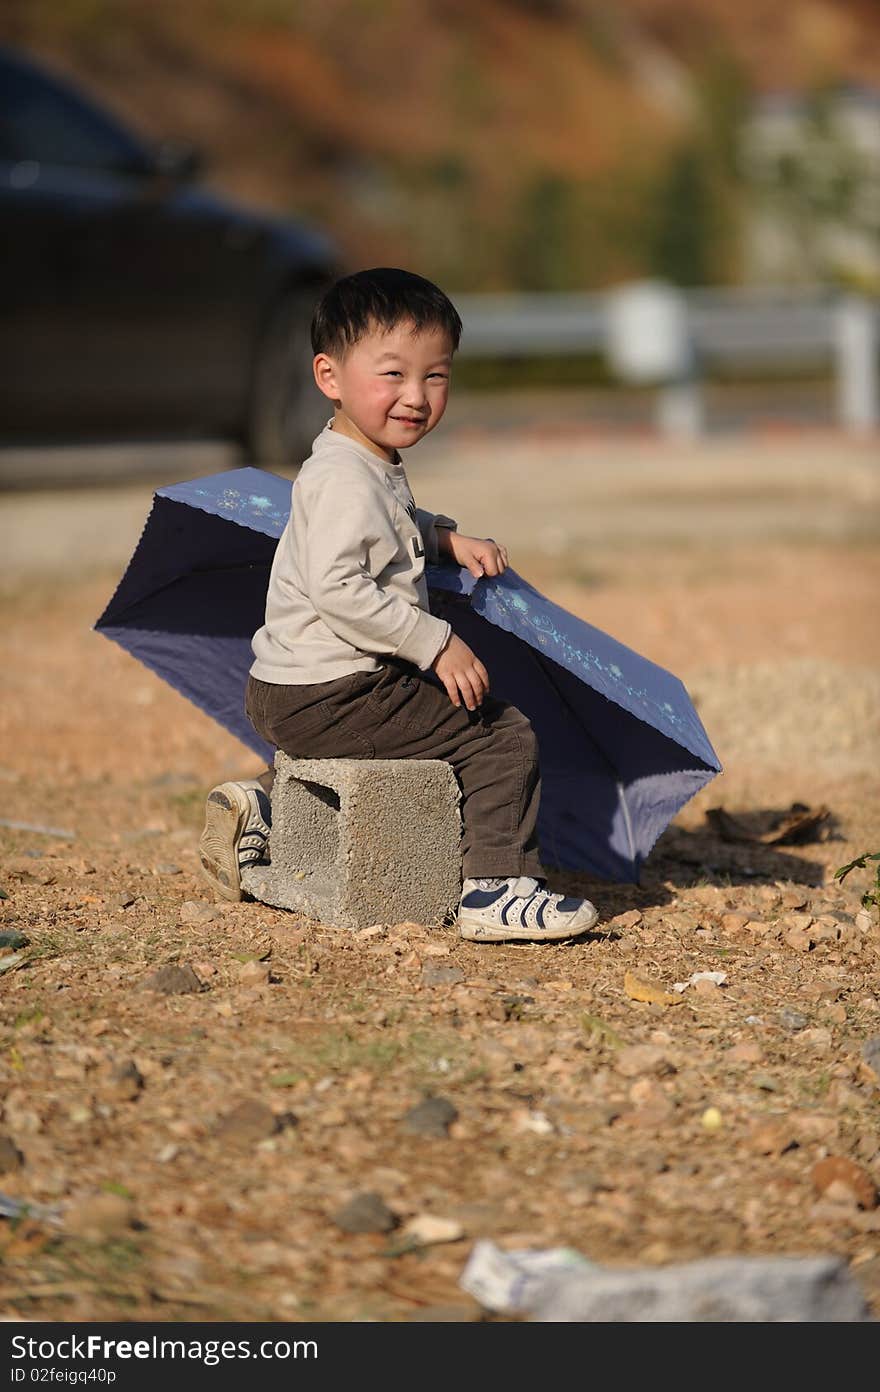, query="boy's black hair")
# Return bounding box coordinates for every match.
[311,267,462,358]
